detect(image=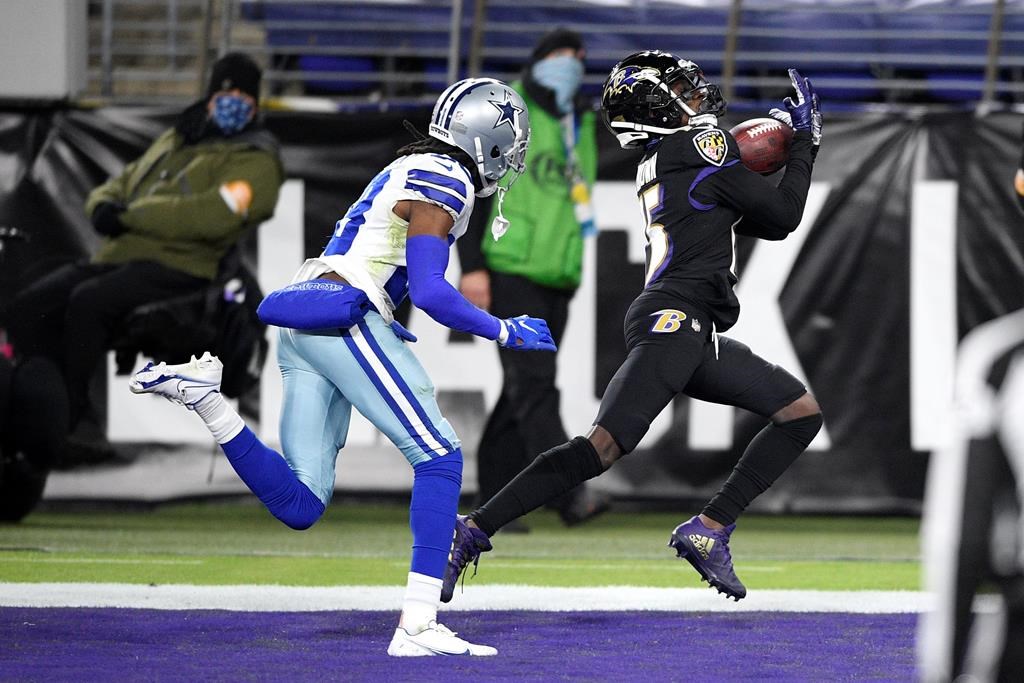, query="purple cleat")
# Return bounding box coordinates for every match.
[668,515,747,601]
[441,515,493,603]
